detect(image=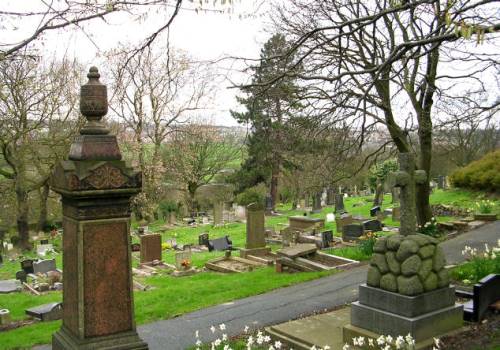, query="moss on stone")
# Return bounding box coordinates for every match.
[423,272,438,291]
[396,239,419,262]
[380,273,398,292]
[397,275,424,296]
[386,251,401,275]
[371,253,389,274]
[401,254,422,276]
[367,266,382,287]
